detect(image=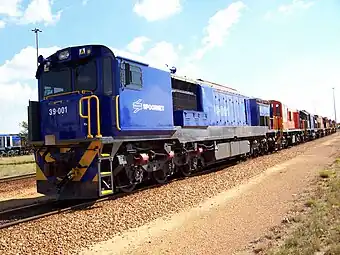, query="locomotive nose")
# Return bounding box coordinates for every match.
[41,93,92,142]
